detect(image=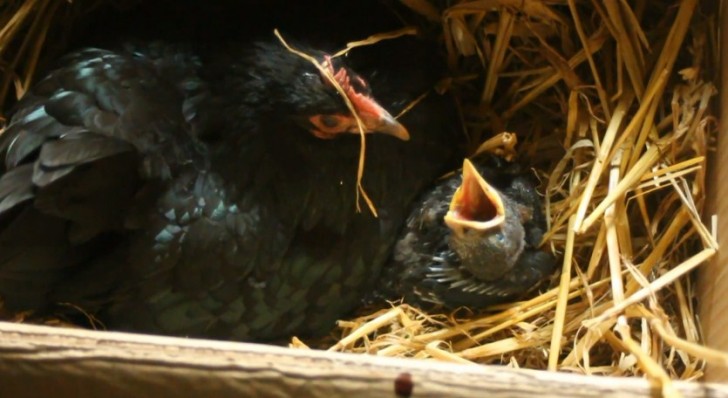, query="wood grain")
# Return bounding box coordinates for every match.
[700,0,728,383]
[0,322,726,398]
